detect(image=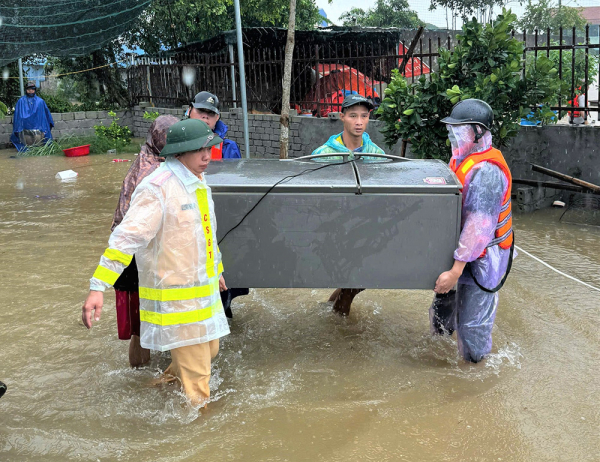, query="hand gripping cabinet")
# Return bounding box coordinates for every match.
[206,155,462,289]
